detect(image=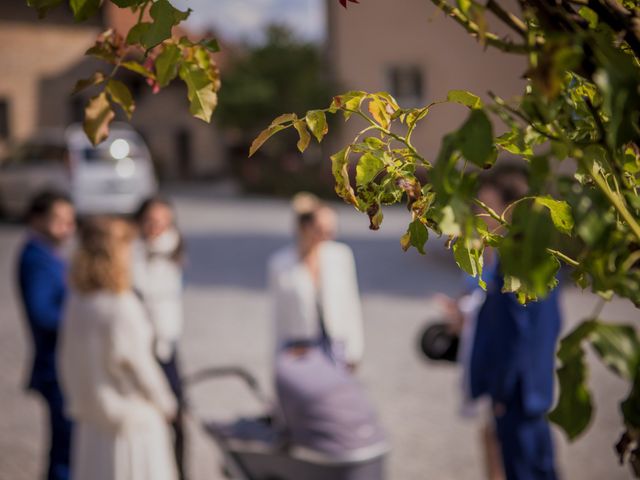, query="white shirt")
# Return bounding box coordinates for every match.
[268,241,364,365]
